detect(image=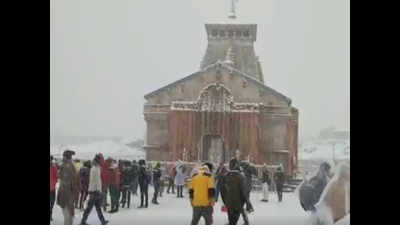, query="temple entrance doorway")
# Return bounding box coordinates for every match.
[201,134,225,164]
